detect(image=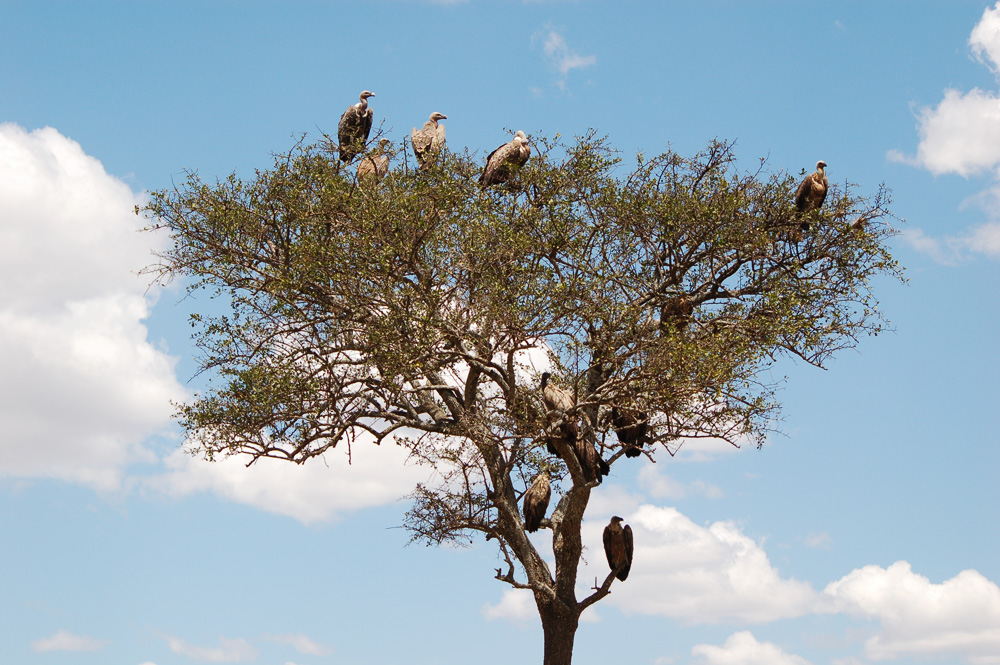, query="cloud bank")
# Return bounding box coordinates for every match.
[0,123,185,491]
